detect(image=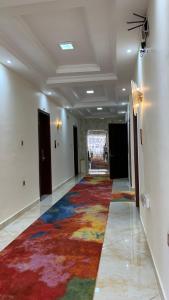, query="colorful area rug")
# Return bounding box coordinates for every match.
[0,176,112,300]
[91,159,109,170]
[112,191,135,202]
